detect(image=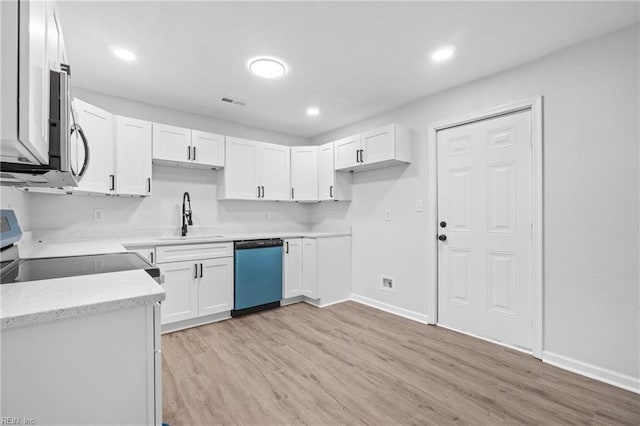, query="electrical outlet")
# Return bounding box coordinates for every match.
[94,209,104,222]
[266,211,275,220]
[384,209,392,221]
[381,275,395,292]
[416,199,424,212]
